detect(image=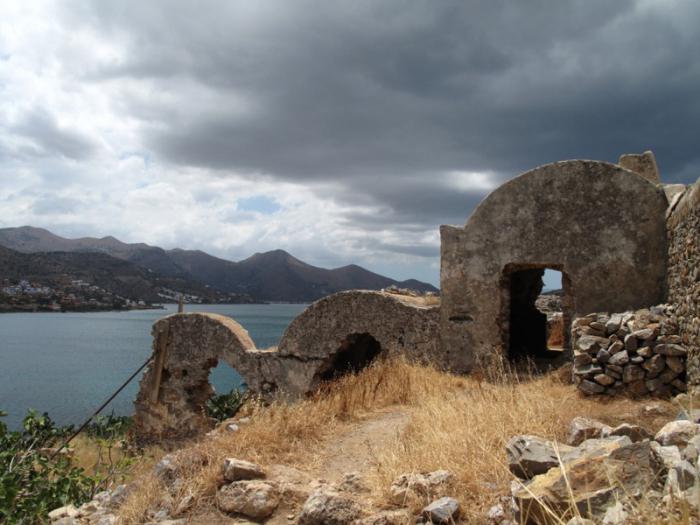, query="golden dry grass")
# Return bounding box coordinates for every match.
[117,357,680,524]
